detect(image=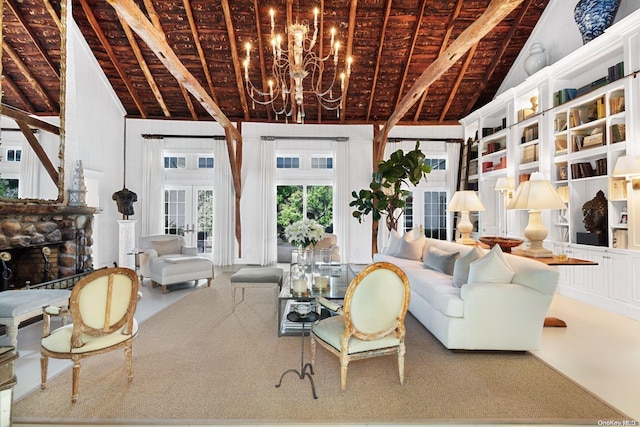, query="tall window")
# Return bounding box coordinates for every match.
[423,191,447,240]
[276,148,334,241]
